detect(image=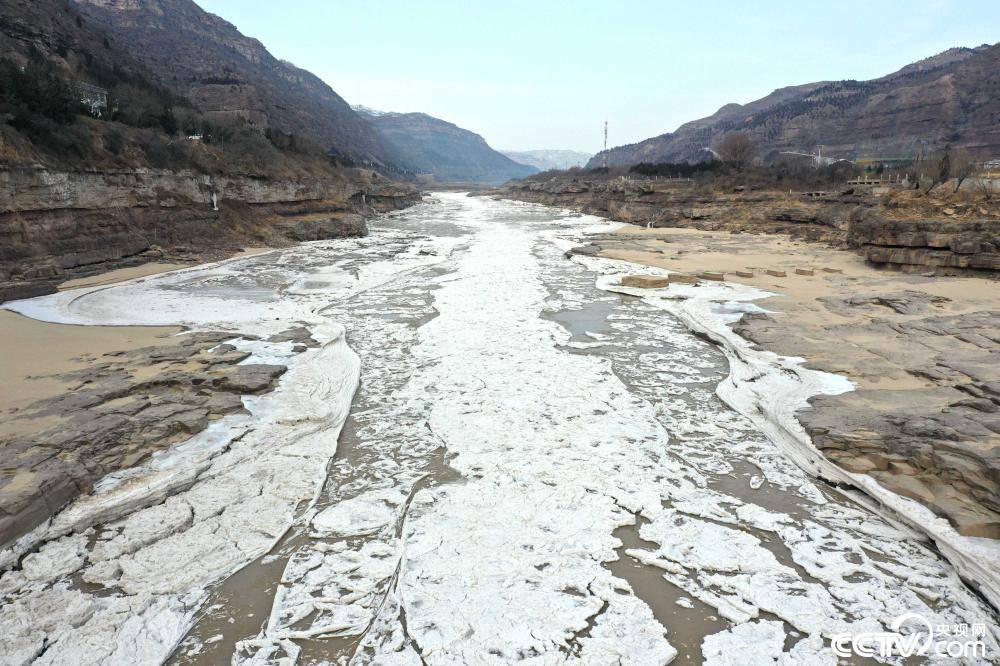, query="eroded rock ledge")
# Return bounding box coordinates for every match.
[489,178,1000,275]
[736,306,1000,538]
[0,167,422,303]
[0,326,319,551]
[849,218,1000,272]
